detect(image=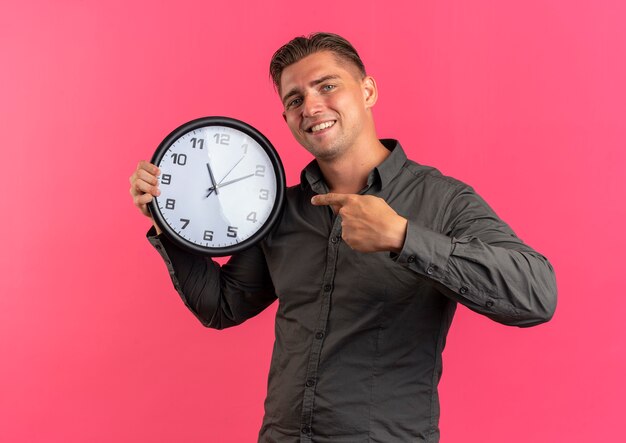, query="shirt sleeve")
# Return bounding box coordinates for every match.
[146,227,277,329]
[393,185,557,327]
